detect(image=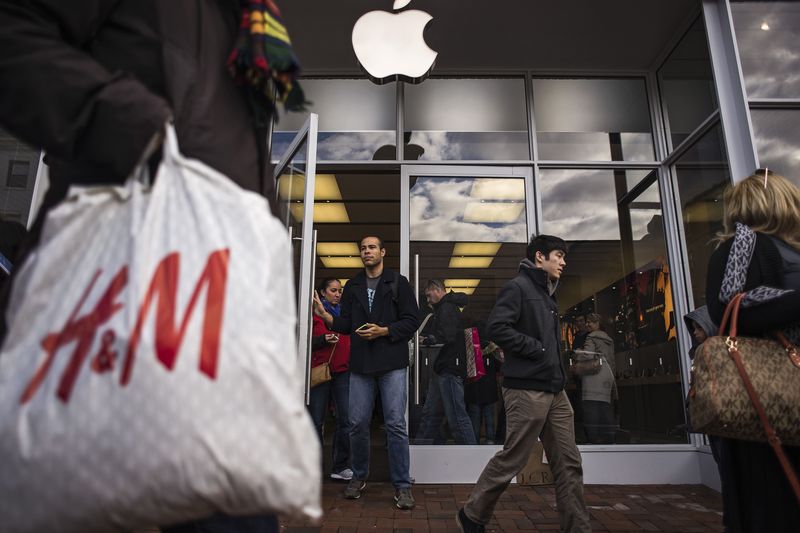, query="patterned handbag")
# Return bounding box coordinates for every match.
[689,293,800,502]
